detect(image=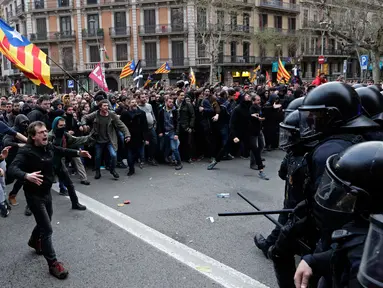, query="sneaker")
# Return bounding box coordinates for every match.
[24,205,32,216]
[8,195,18,206]
[207,160,217,170]
[116,162,128,169]
[59,188,68,196]
[253,233,270,259]
[110,170,119,179]
[139,162,144,169]
[49,261,69,279]
[175,162,183,170]
[80,180,90,185]
[259,171,269,180]
[28,237,43,255]
[0,202,9,218]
